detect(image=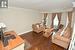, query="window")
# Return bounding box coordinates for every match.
[0,0,8,8]
[53,14,59,30]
